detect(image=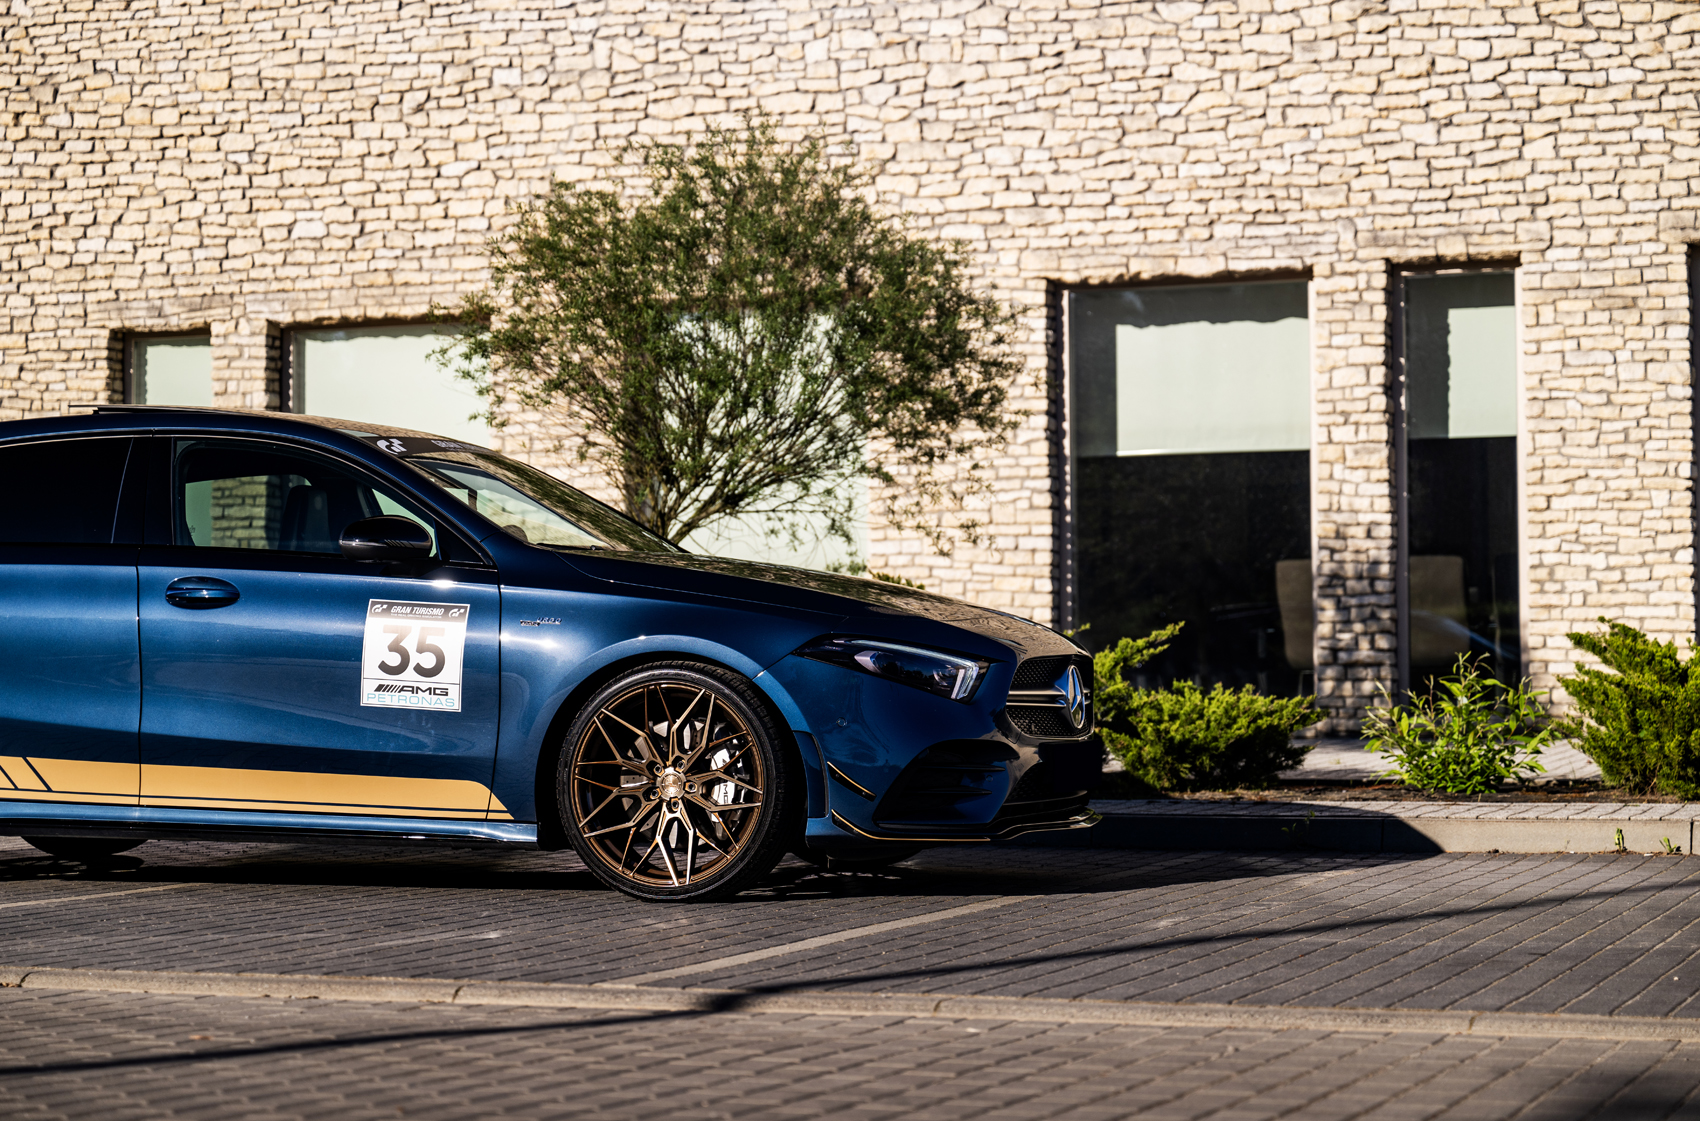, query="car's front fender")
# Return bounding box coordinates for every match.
[488,584,838,823]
